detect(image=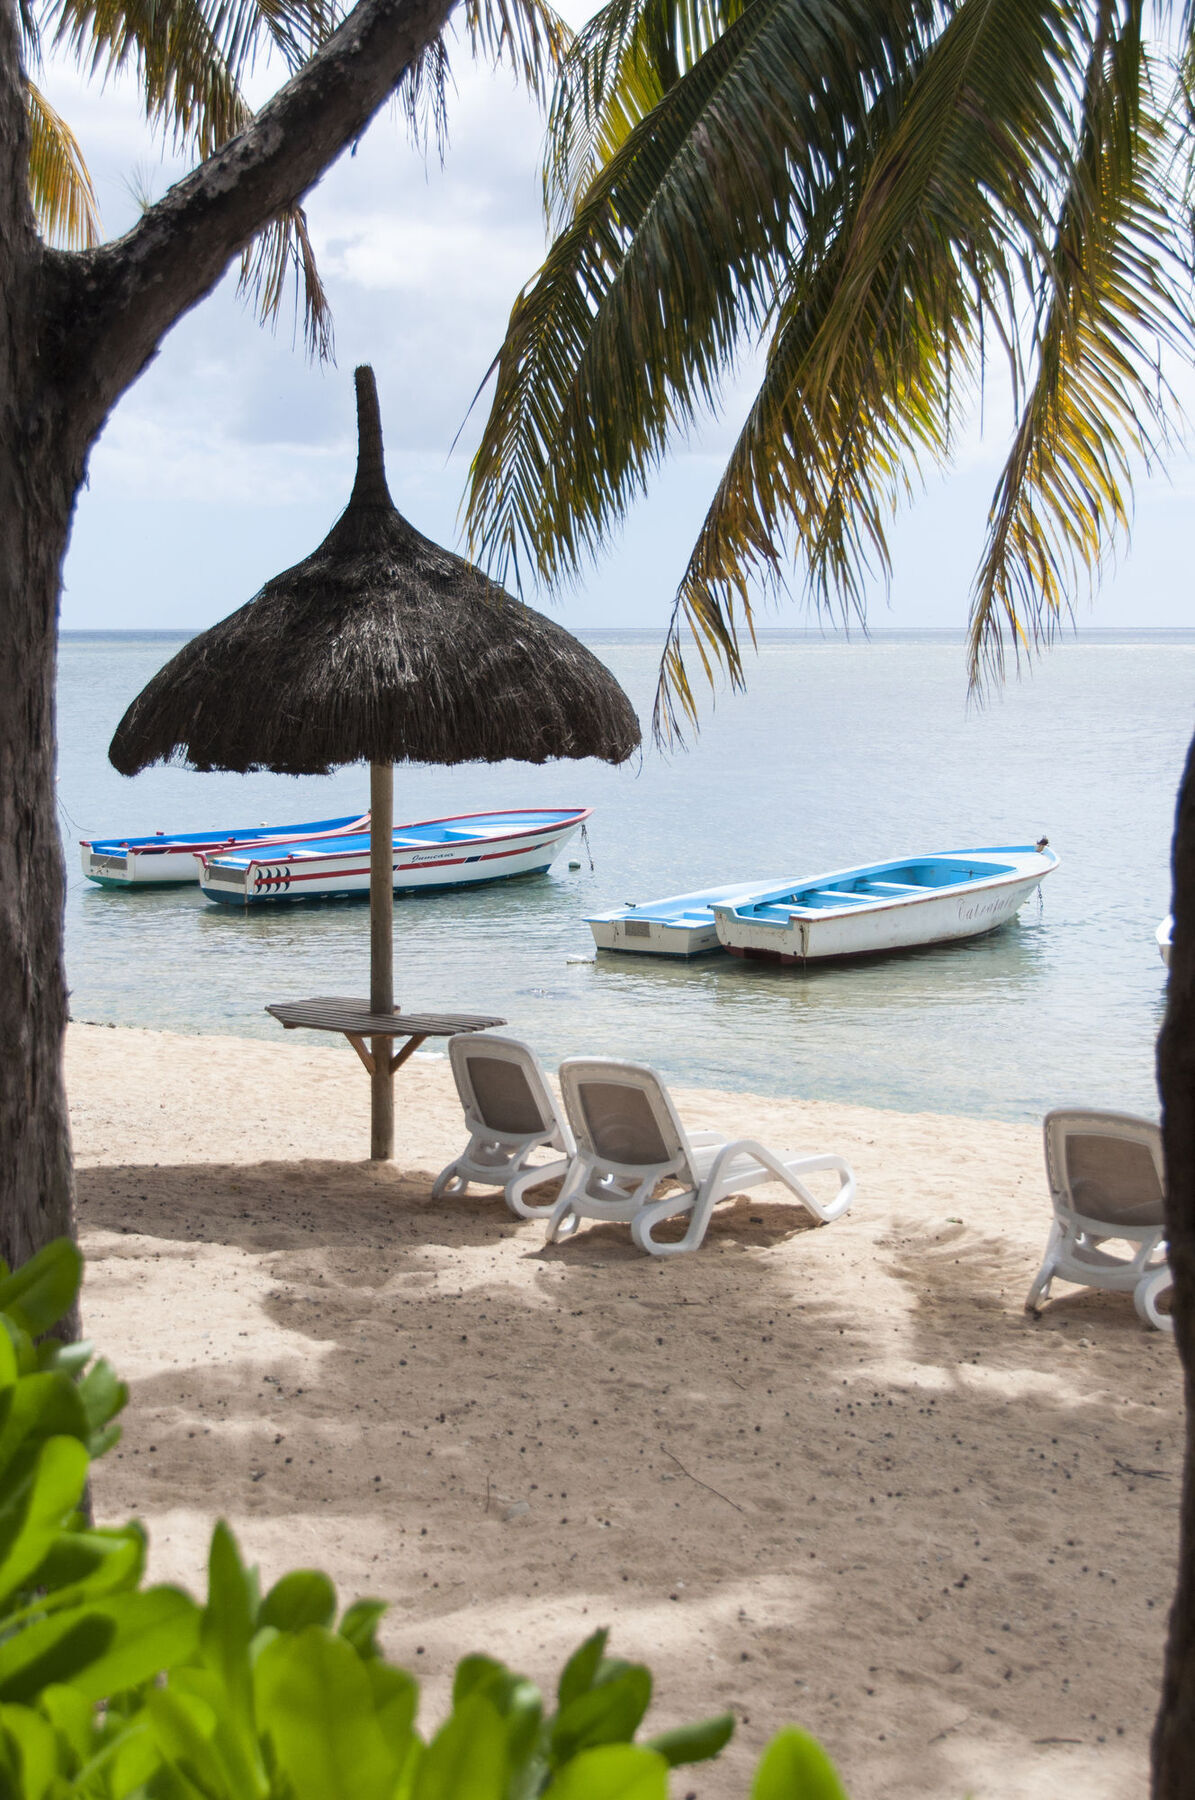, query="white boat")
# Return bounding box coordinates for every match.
[712,843,1059,963]
[586,881,790,957]
[199,807,590,904]
[1158,915,1173,967]
[80,812,370,886]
